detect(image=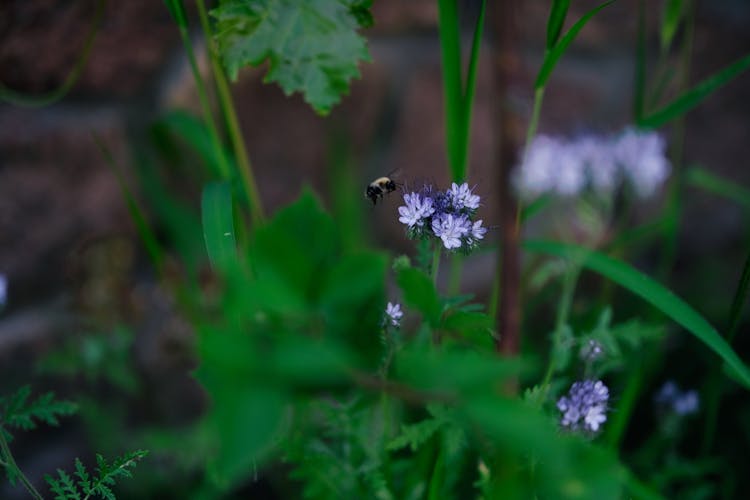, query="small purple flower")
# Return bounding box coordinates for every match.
[398,192,435,228]
[385,302,403,328]
[579,339,604,362]
[466,219,487,246]
[431,213,471,250]
[448,182,481,211]
[654,381,699,417]
[557,380,609,433]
